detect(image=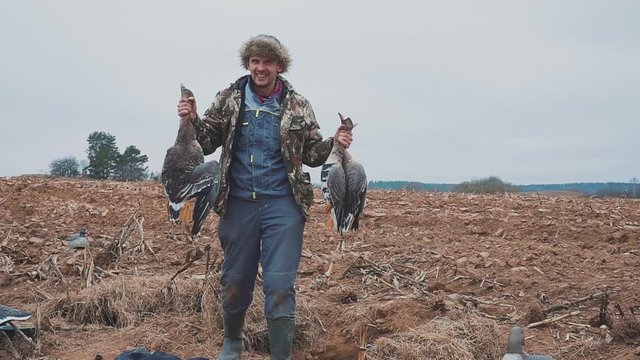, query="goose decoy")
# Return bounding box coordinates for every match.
[502,327,555,360]
[0,304,31,325]
[67,226,90,249]
[115,348,208,360]
[161,84,220,236]
[0,304,37,351]
[321,113,367,238]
